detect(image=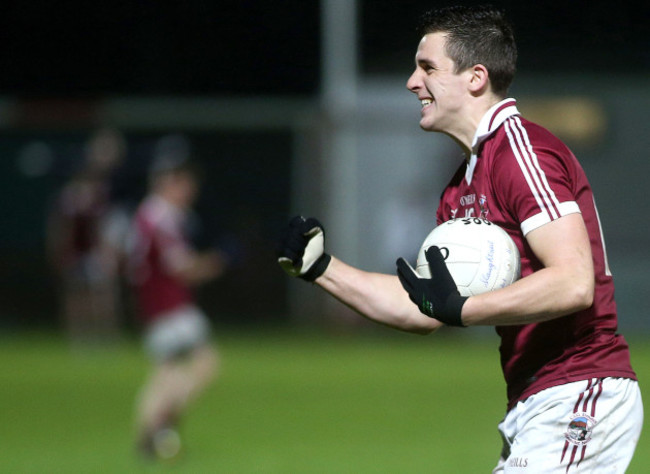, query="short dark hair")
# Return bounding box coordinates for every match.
[417,5,517,96]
